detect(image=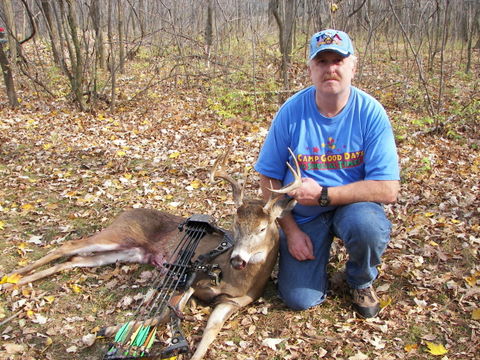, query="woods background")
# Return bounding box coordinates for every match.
[0,1,479,360]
